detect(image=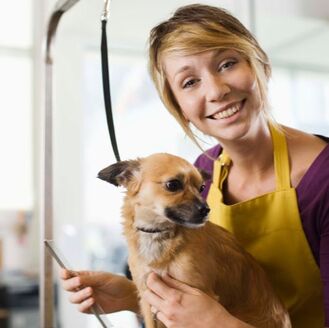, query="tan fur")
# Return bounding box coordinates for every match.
[98,153,291,328]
